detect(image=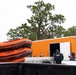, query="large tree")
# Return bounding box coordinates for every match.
[7,1,66,40]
